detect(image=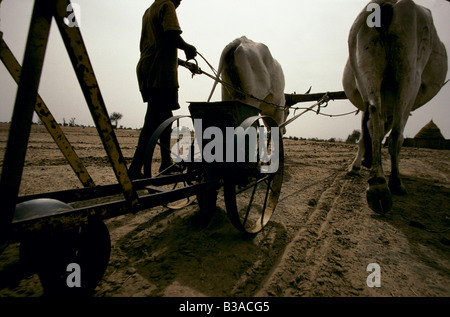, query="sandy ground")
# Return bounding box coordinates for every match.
[0,123,449,297]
